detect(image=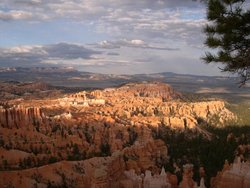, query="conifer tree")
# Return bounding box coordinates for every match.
[203,0,250,85]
